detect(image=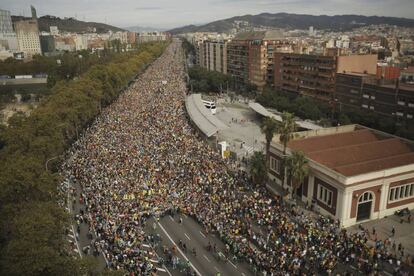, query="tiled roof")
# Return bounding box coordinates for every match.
[287,128,414,176]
